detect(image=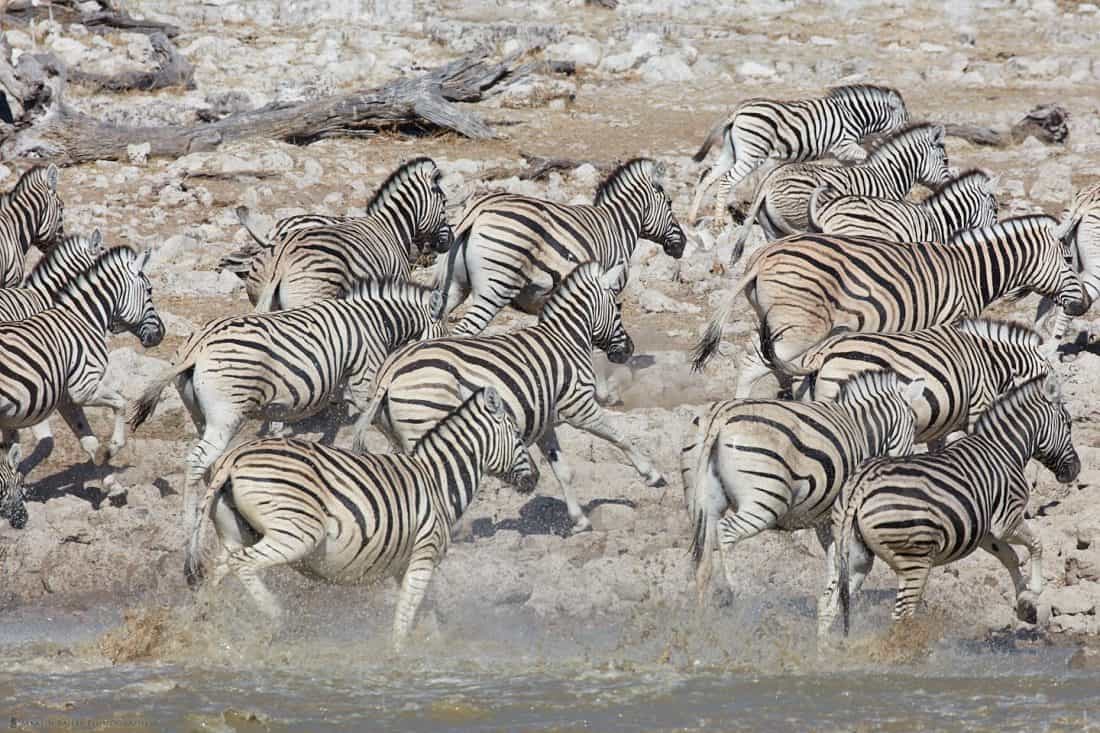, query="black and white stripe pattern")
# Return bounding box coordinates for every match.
[0,246,162,483]
[689,84,909,224]
[0,443,25,529]
[433,158,685,335]
[187,386,538,649]
[1038,182,1100,343]
[729,123,951,261]
[821,374,1080,635]
[0,165,65,288]
[791,319,1051,446]
[355,262,662,531]
[126,279,446,545]
[808,169,998,243]
[0,230,103,320]
[681,371,922,603]
[249,158,453,311]
[692,215,1087,398]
